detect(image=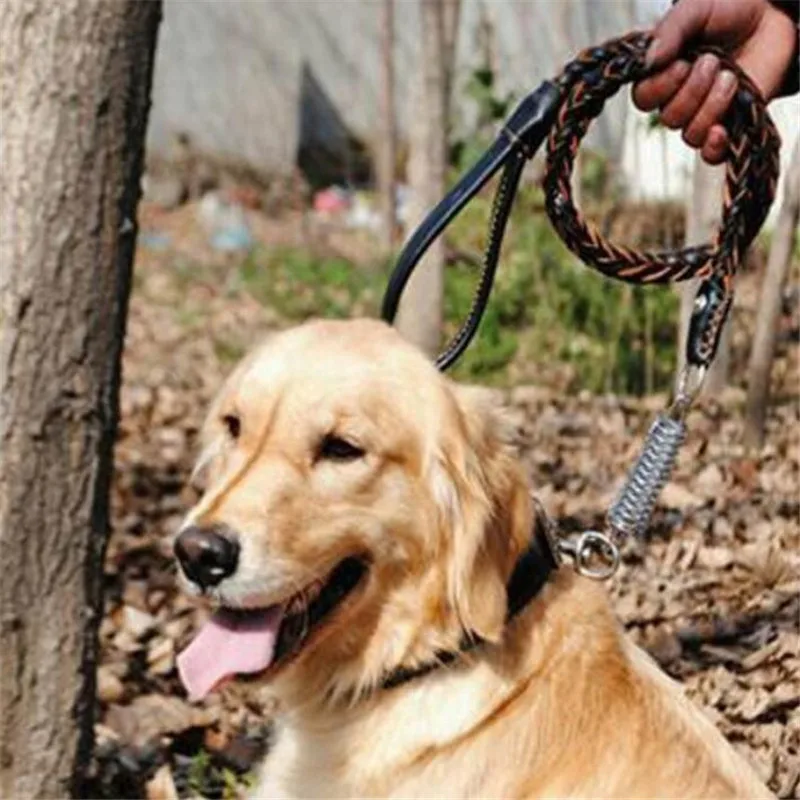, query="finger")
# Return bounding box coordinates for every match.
[701,126,729,165]
[660,54,719,130]
[646,0,713,68]
[683,70,738,147]
[633,60,691,112]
